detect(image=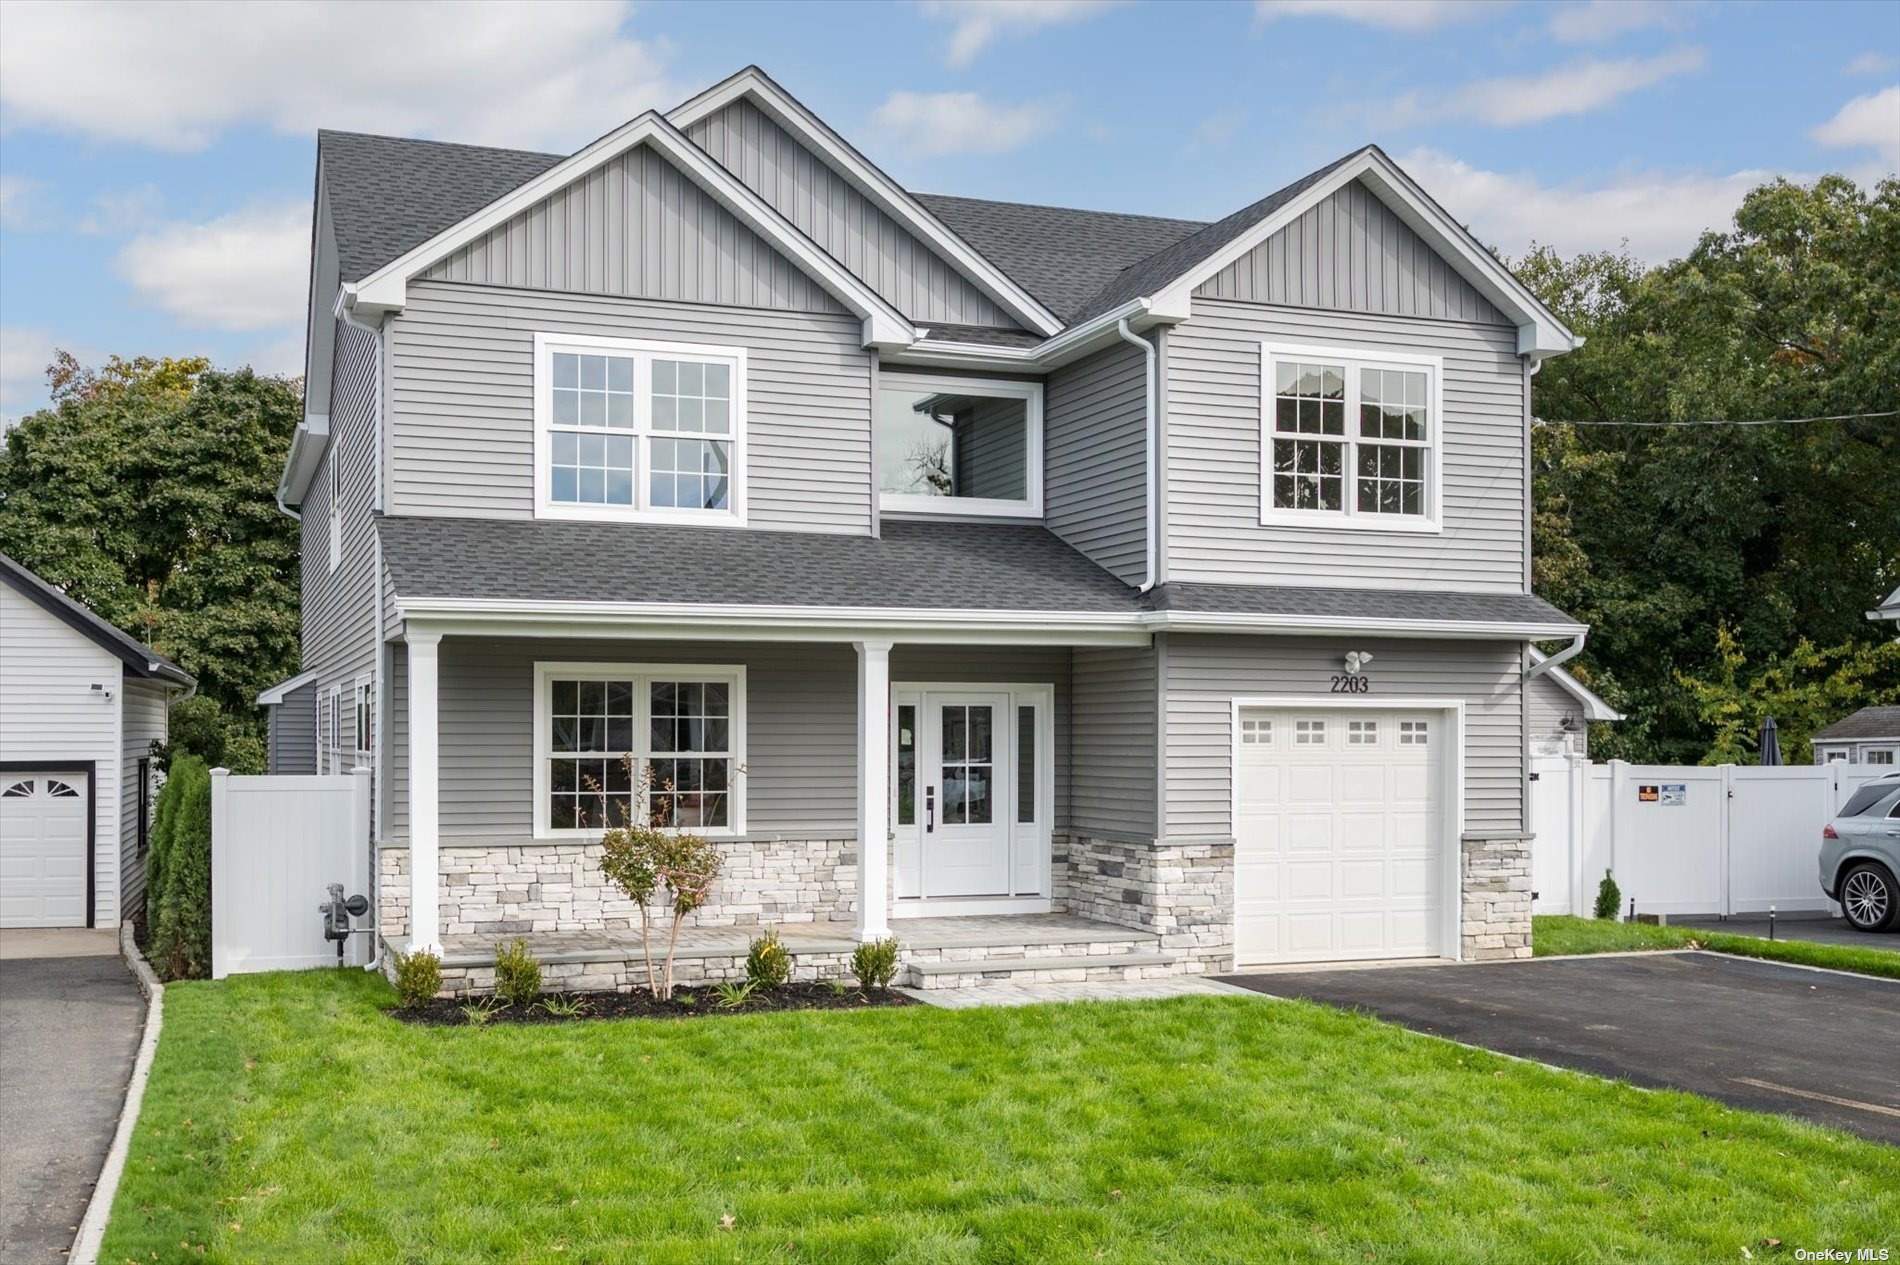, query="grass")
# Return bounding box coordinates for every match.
[102,971,1899,1264]
[1534,914,1900,980]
